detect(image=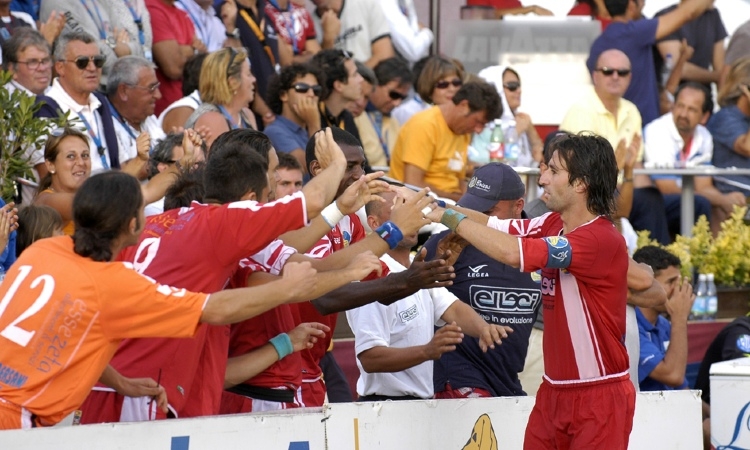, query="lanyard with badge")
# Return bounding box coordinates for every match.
[77,113,109,170]
[177,0,216,51]
[79,0,108,41]
[109,102,153,154]
[122,0,151,60]
[239,8,277,68]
